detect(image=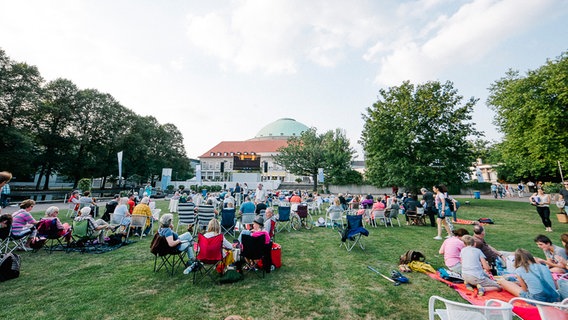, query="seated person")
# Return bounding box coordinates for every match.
[102,194,120,221]
[239,196,255,215]
[289,192,302,204]
[40,206,72,242]
[360,195,374,209]
[79,191,98,216]
[404,195,420,225]
[327,198,343,214]
[460,235,501,296]
[112,197,132,233]
[0,213,12,236]
[497,248,561,302]
[75,207,112,243]
[132,197,153,236]
[387,198,400,219]
[255,201,267,215]
[185,219,233,274]
[372,197,386,211]
[263,208,276,240]
[11,199,38,248]
[157,213,195,267]
[238,216,270,245]
[223,193,235,208]
[439,228,469,274]
[534,234,567,274]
